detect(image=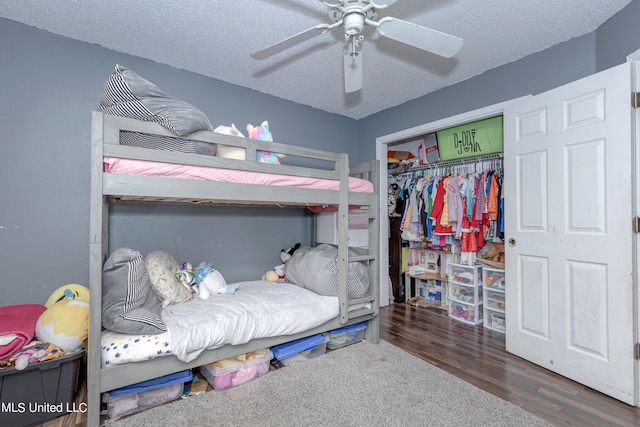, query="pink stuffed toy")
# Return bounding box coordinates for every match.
[246,121,285,164]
